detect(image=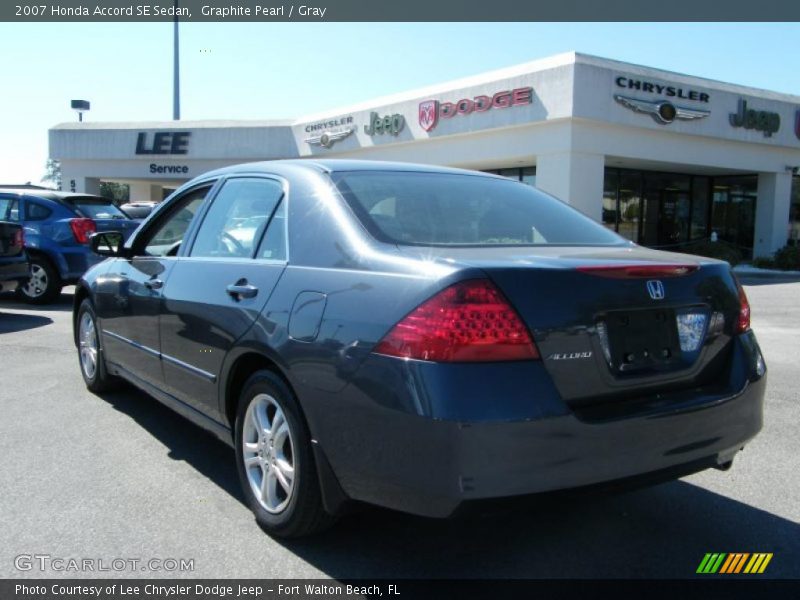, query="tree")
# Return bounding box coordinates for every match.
[42,159,61,190]
[99,182,130,205]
